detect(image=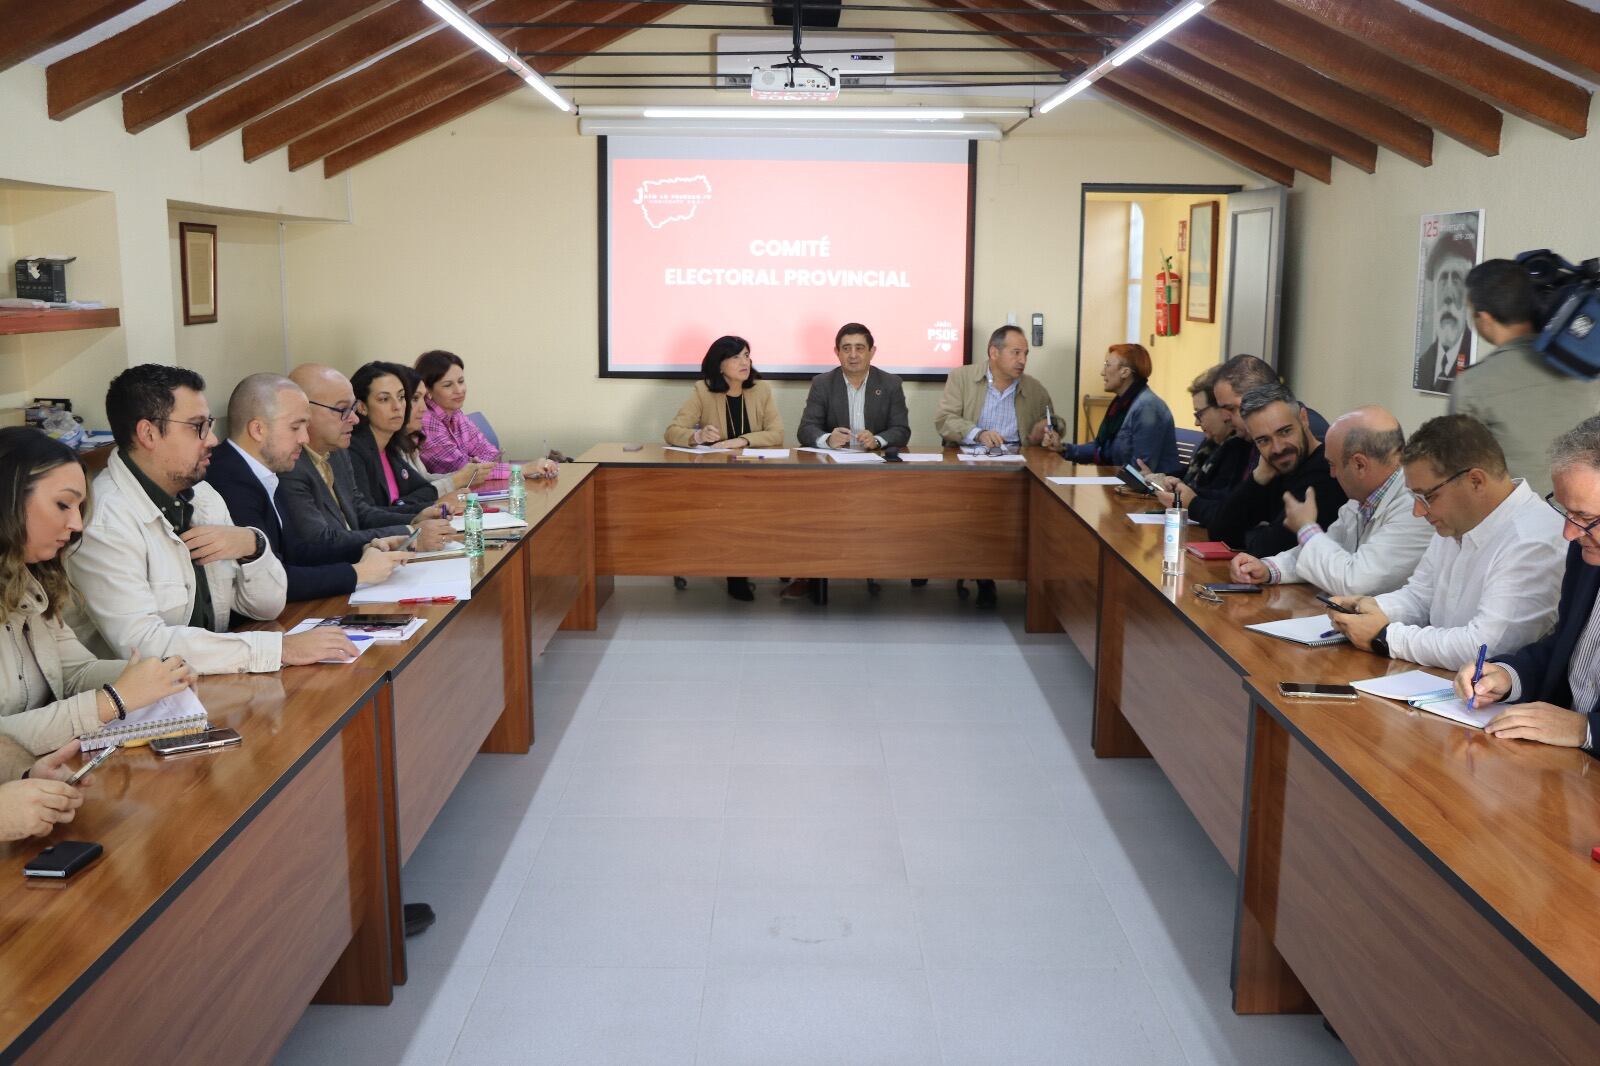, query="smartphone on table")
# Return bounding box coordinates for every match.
[1277,682,1359,700]
[150,728,241,757]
